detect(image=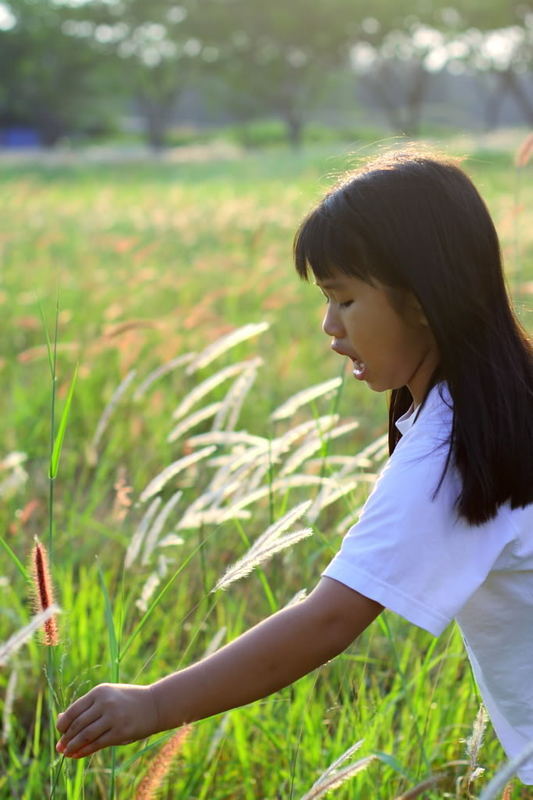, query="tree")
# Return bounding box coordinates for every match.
[196,0,362,149]
[446,1,533,128]
[77,0,205,150]
[0,0,115,146]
